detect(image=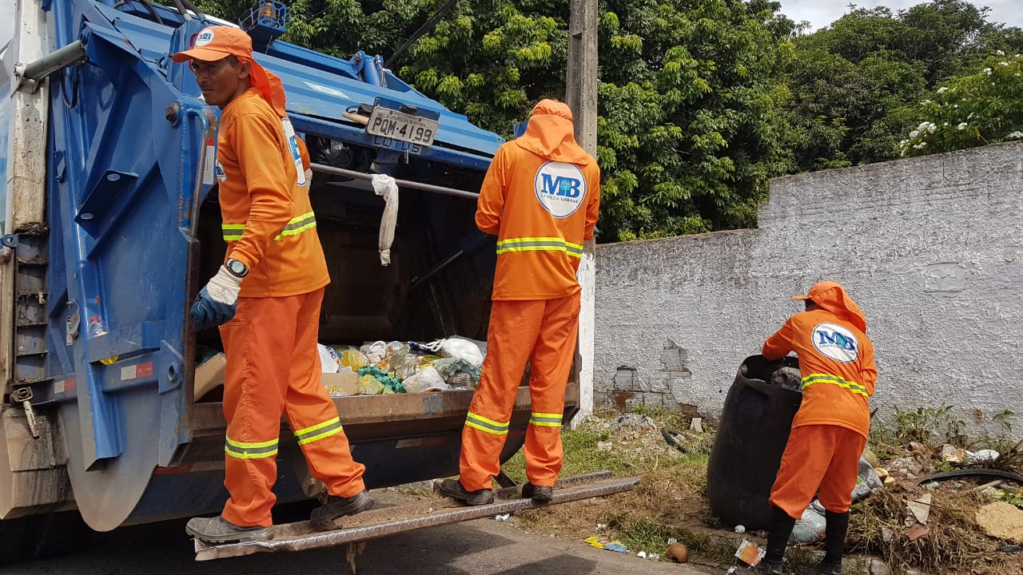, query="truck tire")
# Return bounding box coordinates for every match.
[0,512,93,565]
